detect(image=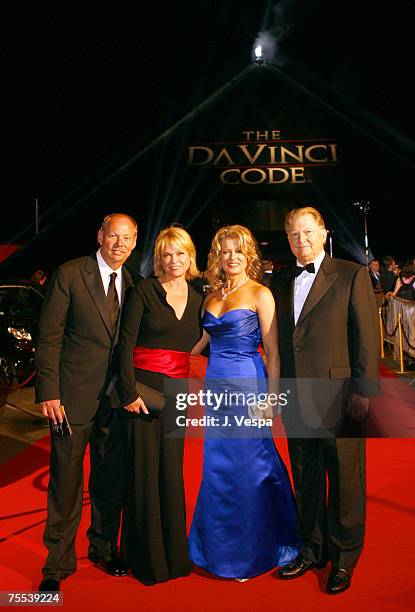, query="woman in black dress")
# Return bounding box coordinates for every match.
[116,226,202,585]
